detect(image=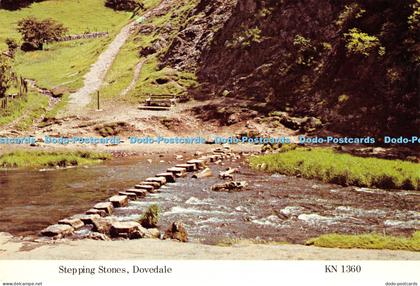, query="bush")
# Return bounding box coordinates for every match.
[105,0,144,11]
[344,28,385,57]
[139,204,160,228]
[17,16,68,51]
[0,55,13,98]
[0,0,43,10]
[5,38,18,57]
